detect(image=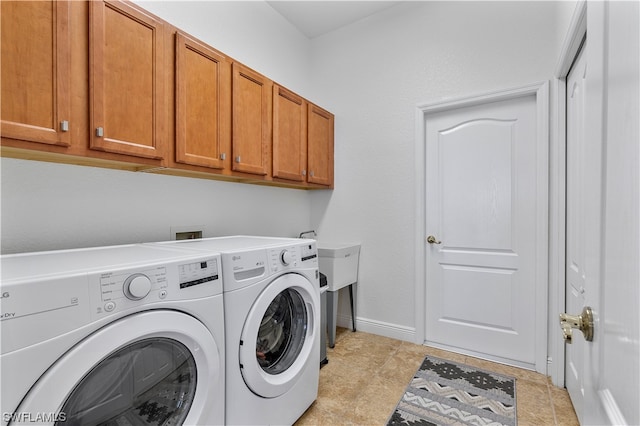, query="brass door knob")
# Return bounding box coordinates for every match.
[426,235,442,244]
[559,306,594,343]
